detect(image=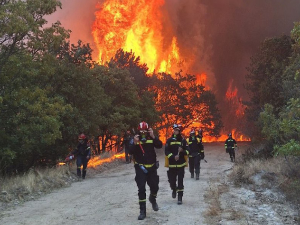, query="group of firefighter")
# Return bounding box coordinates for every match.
[69,122,237,220]
[127,121,237,220]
